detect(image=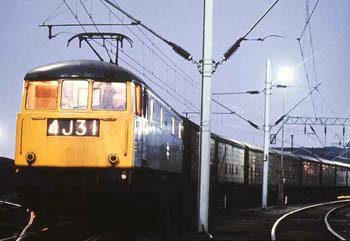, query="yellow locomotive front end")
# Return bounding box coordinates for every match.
[15,60,139,170]
[13,60,148,211]
[16,79,133,168]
